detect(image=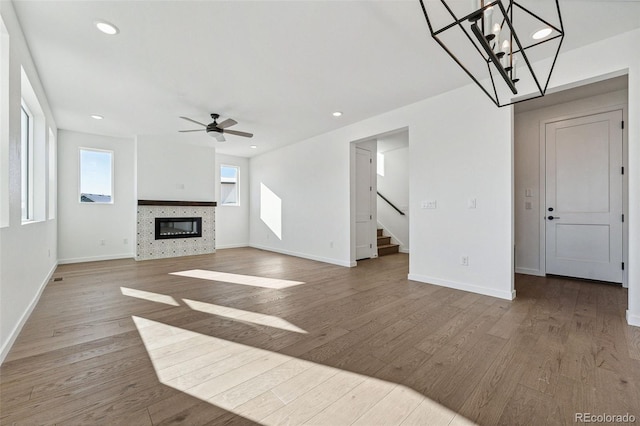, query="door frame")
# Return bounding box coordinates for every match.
[538,104,628,287]
[350,127,409,266]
